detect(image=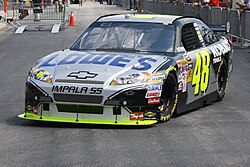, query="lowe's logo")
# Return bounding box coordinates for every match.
[39,53,158,71]
[67,71,98,79]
